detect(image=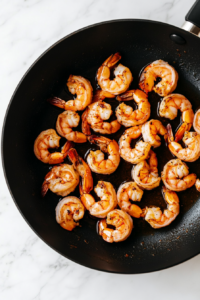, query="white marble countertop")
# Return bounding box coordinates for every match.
[1,0,200,299]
